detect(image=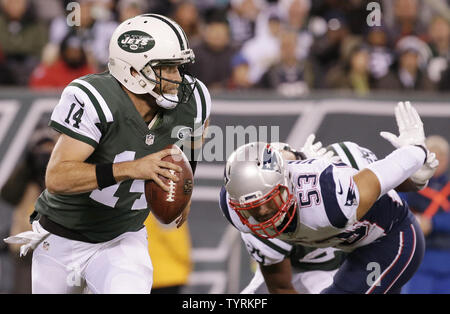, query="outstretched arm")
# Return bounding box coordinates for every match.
[355,102,430,220]
[260,258,298,294]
